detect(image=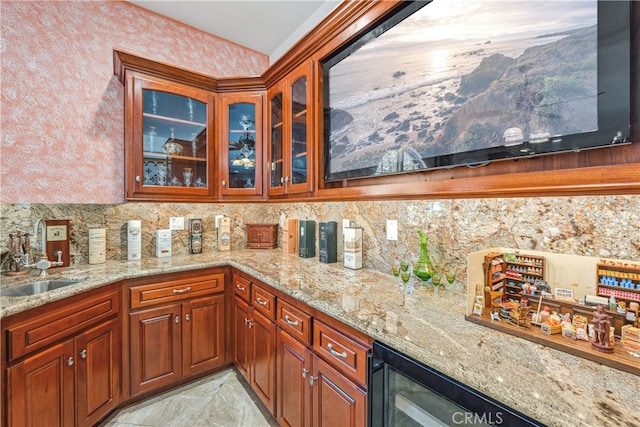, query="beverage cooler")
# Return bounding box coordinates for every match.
[368,341,540,426]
